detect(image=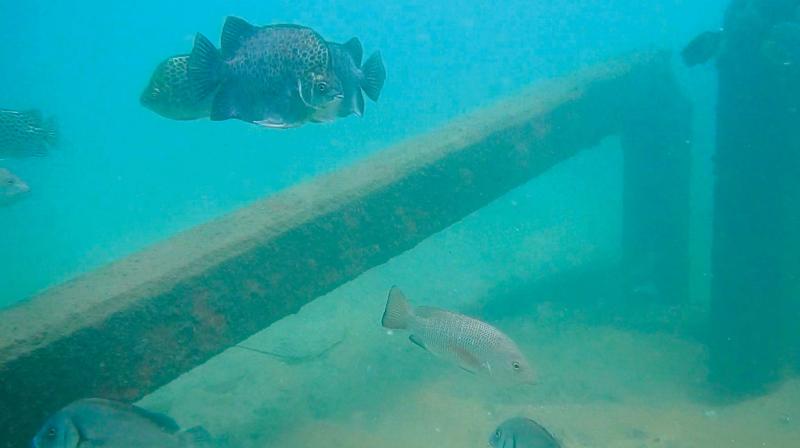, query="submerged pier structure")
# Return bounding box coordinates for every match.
[708,0,800,397]
[0,51,692,447]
